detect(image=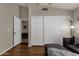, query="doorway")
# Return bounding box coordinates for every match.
[22,20,28,44]
[13,16,28,47]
